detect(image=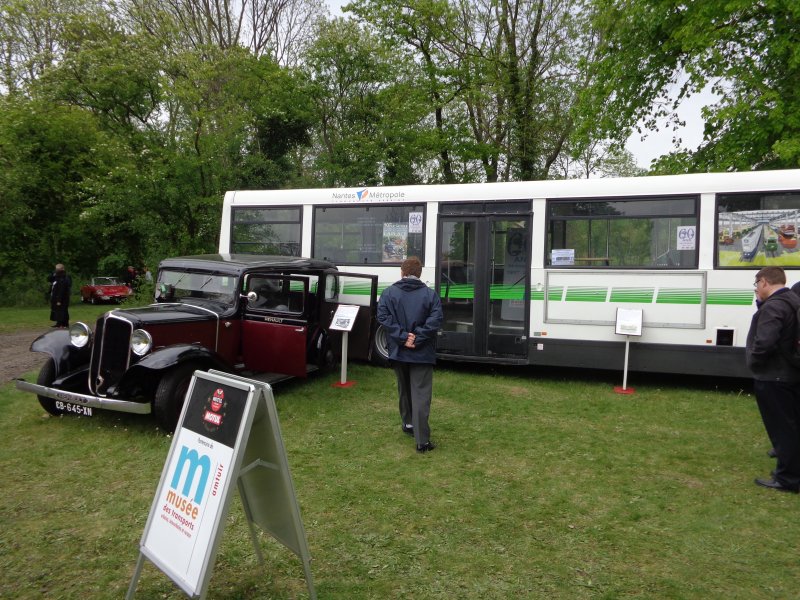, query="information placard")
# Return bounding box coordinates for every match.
[132,372,256,597]
[127,371,316,600]
[615,308,643,336]
[329,304,359,331]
